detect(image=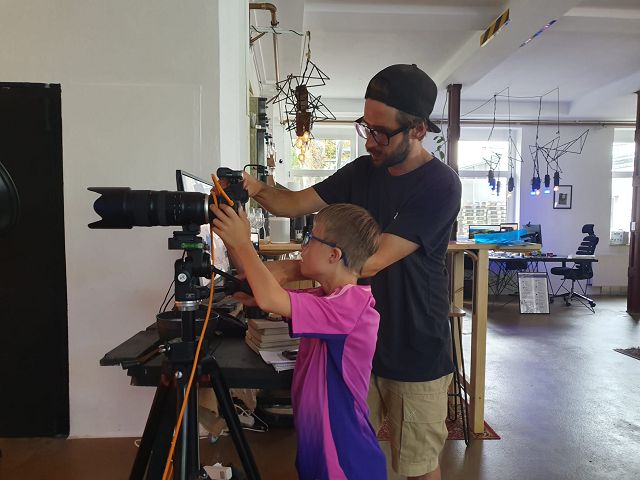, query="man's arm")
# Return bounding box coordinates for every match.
[264,259,306,284]
[243,172,327,217]
[360,233,420,278]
